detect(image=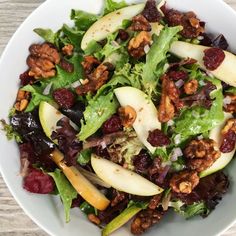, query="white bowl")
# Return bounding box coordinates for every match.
[0,0,236,235]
